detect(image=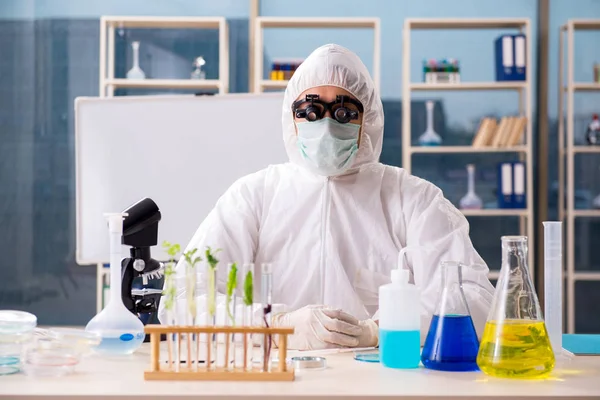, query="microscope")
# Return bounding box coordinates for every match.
[120,198,165,335]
